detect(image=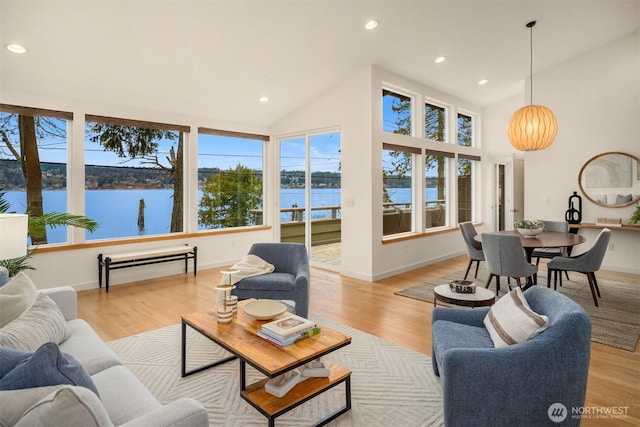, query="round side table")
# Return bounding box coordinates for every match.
[433,284,495,308]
